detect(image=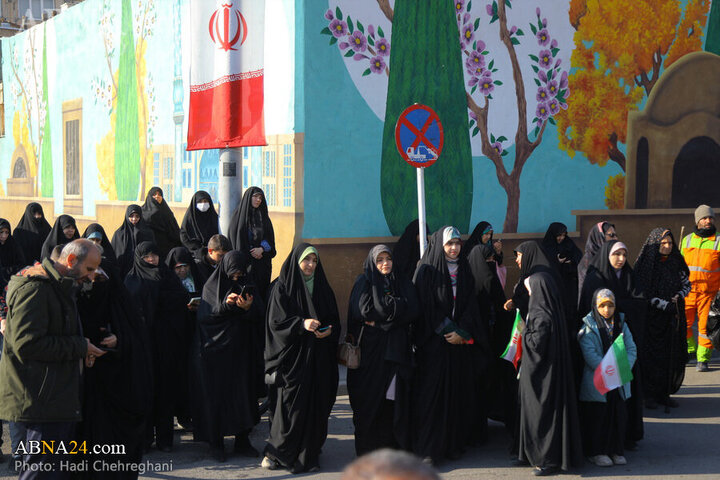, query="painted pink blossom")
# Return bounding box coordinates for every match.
[476,40,486,52]
[376,38,390,56]
[368,24,375,37]
[370,56,386,74]
[339,42,349,50]
[455,0,465,12]
[536,87,549,102]
[492,141,503,154]
[548,98,560,115]
[536,102,550,121]
[325,9,333,21]
[329,19,348,38]
[488,4,495,16]
[538,50,552,69]
[349,31,367,52]
[559,71,569,90]
[536,28,549,46]
[547,81,558,97]
[479,74,495,95]
[538,69,548,83]
[461,24,474,45]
